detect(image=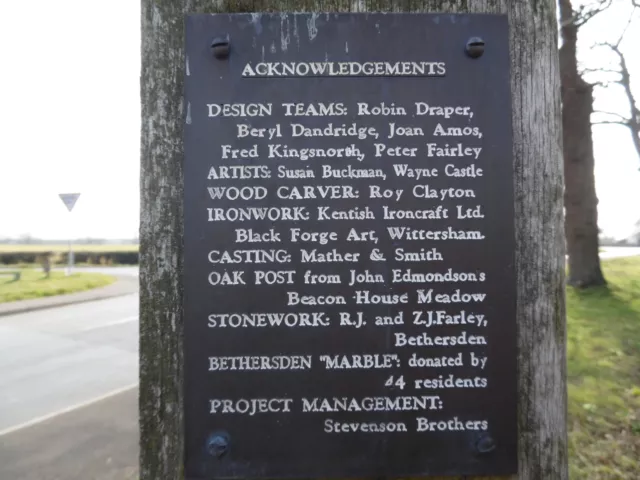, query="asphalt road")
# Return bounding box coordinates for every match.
[0,294,138,479]
[0,388,138,480]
